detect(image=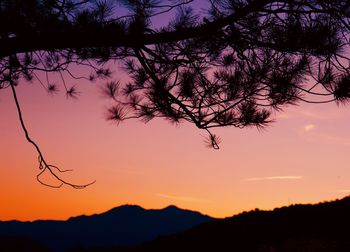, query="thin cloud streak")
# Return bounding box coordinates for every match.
[304,124,315,132]
[336,189,350,193]
[304,131,350,146]
[244,176,303,182]
[276,109,337,120]
[116,169,144,175]
[155,193,213,204]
